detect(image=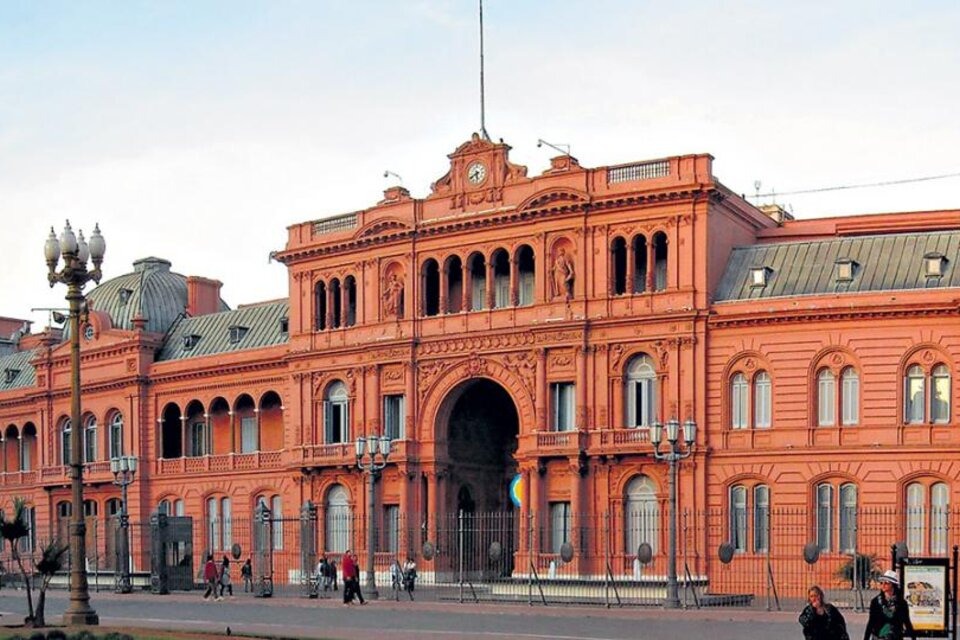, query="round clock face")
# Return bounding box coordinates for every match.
[466,161,487,185]
[83,325,95,341]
